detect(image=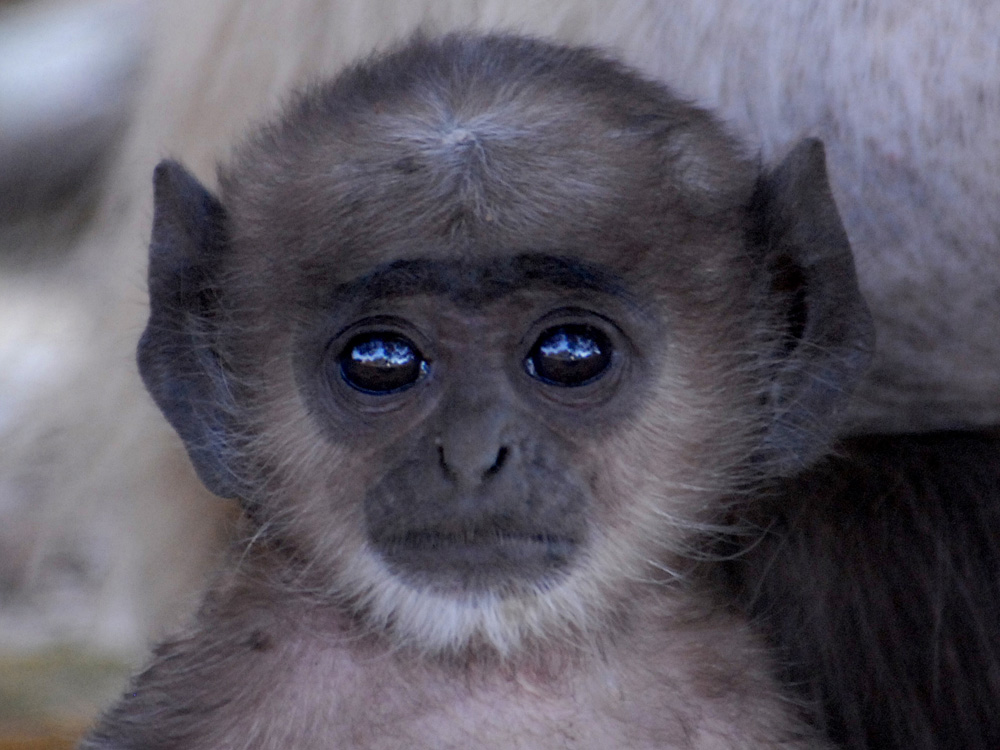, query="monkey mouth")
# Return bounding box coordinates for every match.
[374,527,578,591]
